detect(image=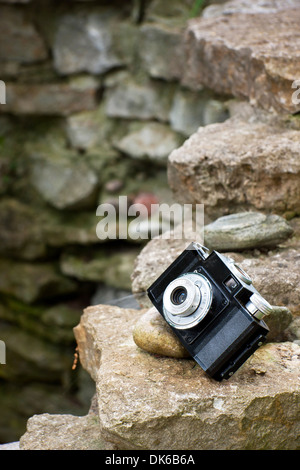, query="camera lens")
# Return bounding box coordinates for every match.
[162,273,213,329]
[171,287,187,305]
